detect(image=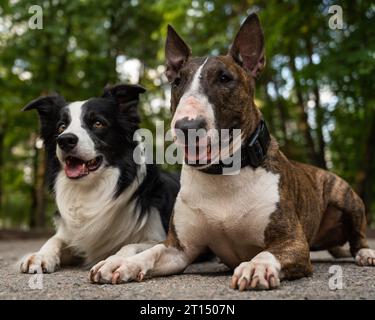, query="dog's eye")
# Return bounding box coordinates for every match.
[219,73,233,84]
[172,77,181,88]
[93,121,105,129]
[57,123,67,134]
